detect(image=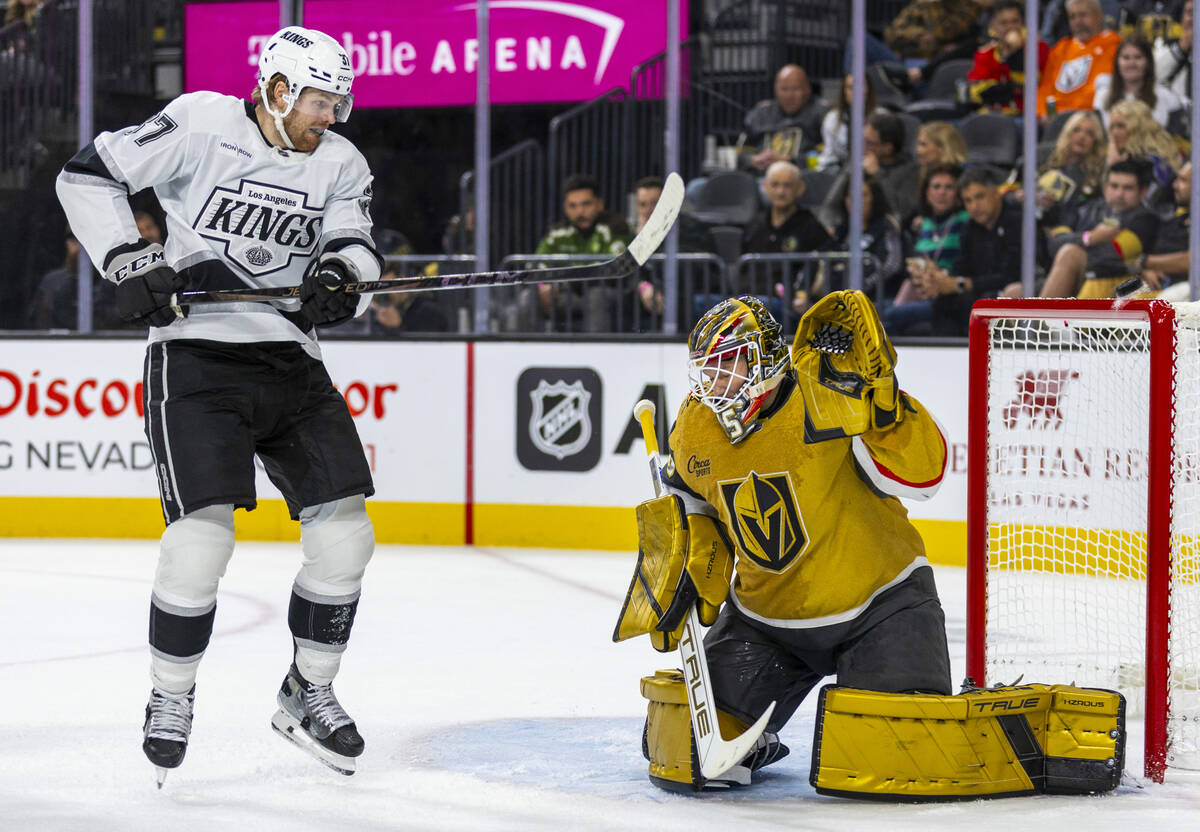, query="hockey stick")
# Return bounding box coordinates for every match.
[170,172,684,308]
[632,399,776,781]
